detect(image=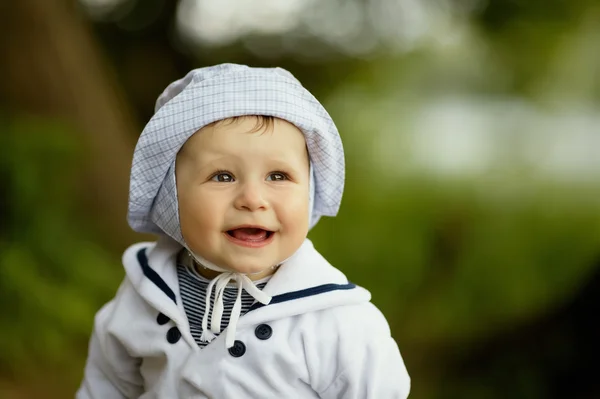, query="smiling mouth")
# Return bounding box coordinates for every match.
[225,227,275,247]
